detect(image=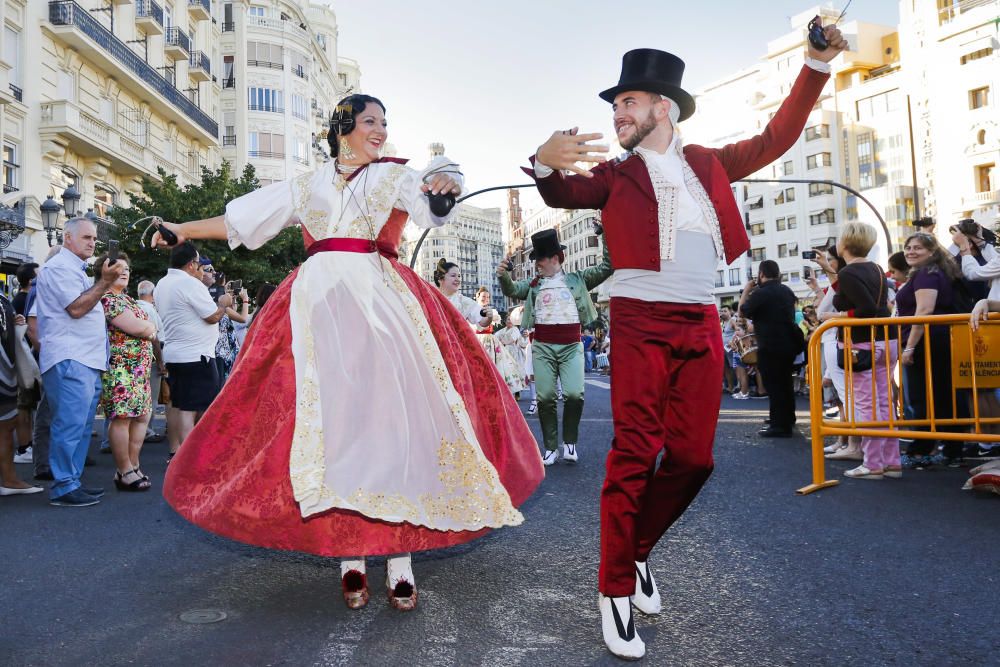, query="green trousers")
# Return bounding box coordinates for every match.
[532,341,585,451]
